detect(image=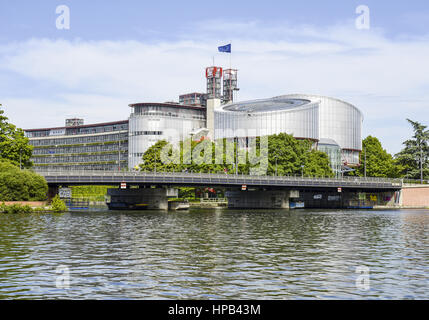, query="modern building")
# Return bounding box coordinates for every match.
[179,92,207,107]
[128,102,206,169]
[215,94,363,172]
[24,66,363,173]
[25,119,129,171]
